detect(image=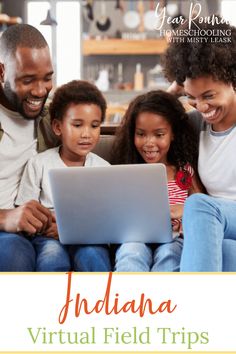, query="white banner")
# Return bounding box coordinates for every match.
[0,272,235,353]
